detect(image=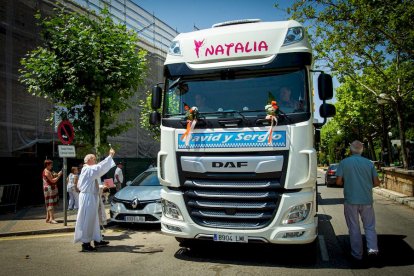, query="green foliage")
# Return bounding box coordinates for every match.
[19,6,147,154]
[289,0,413,82]
[138,90,161,141]
[288,0,414,167]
